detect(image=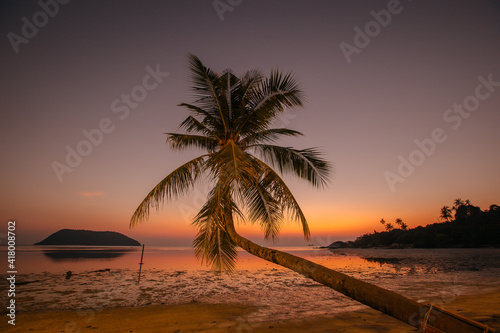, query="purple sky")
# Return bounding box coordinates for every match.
[1,0,499,246]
